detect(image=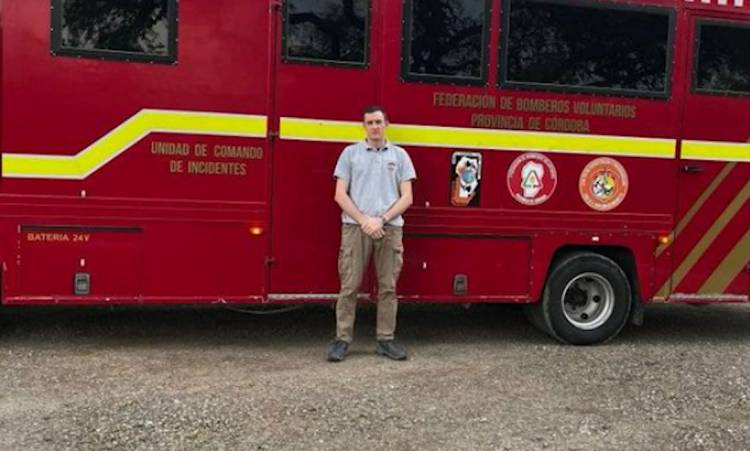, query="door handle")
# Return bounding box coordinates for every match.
[682,164,704,174]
